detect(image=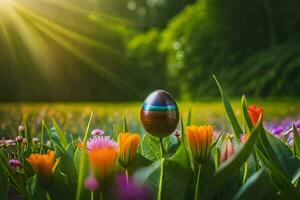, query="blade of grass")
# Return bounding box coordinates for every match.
[241,95,253,131]
[52,119,68,149]
[293,124,300,157]
[213,75,243,142]
[123,117,128,132]
[76,111,93,200]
